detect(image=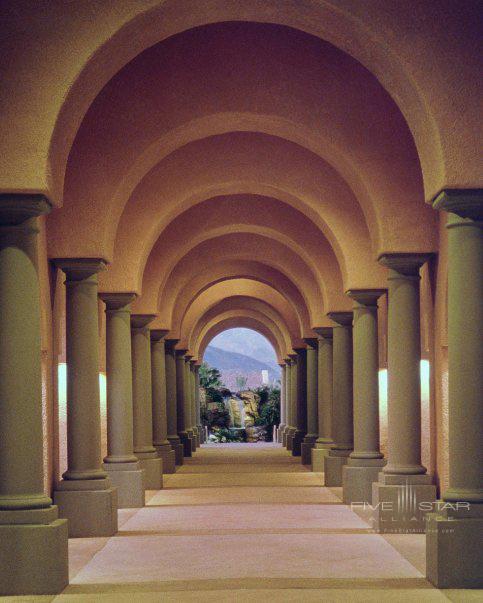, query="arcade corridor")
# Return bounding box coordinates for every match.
[16,443,470,602]
[1,2,481,595]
